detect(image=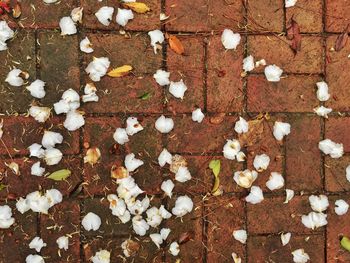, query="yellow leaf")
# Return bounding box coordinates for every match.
[122,2,151,14]
[107,65,133,78]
